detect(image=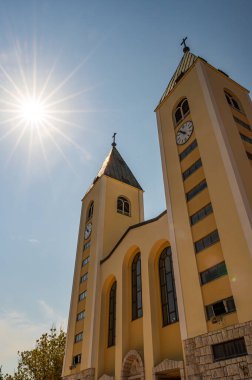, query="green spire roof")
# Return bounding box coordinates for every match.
[94,146,142,190]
